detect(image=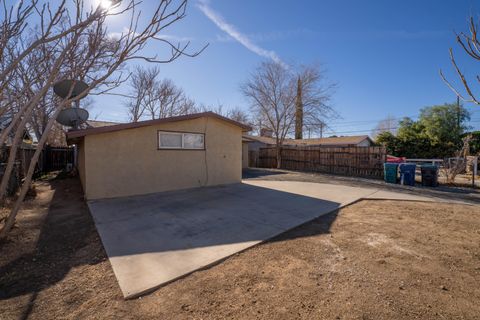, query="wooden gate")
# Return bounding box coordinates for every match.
[44,146,74,172]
